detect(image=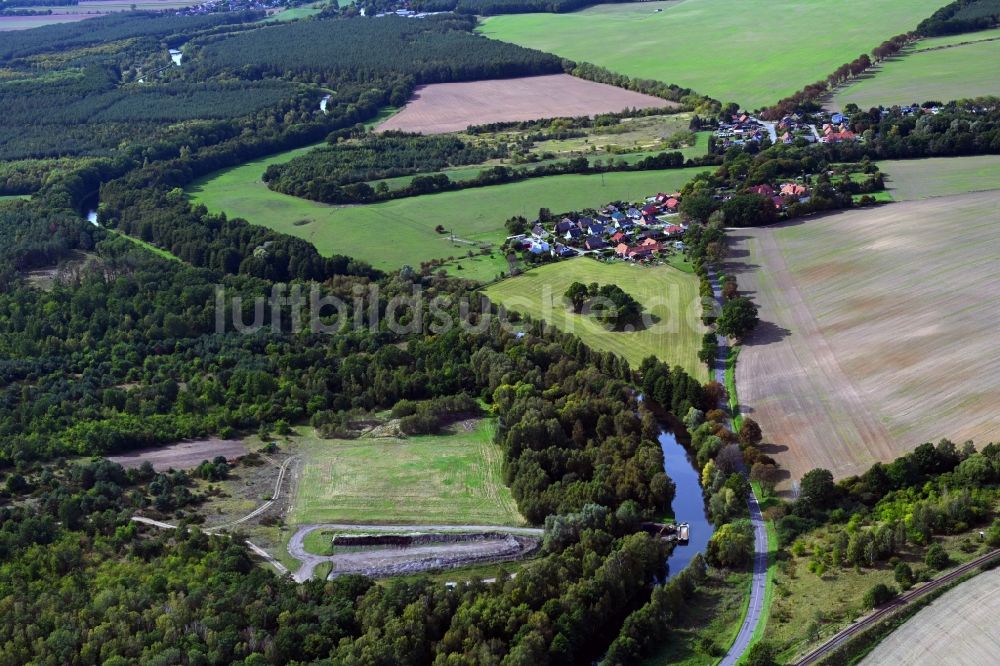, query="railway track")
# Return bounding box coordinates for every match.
[793,548,1000,665]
